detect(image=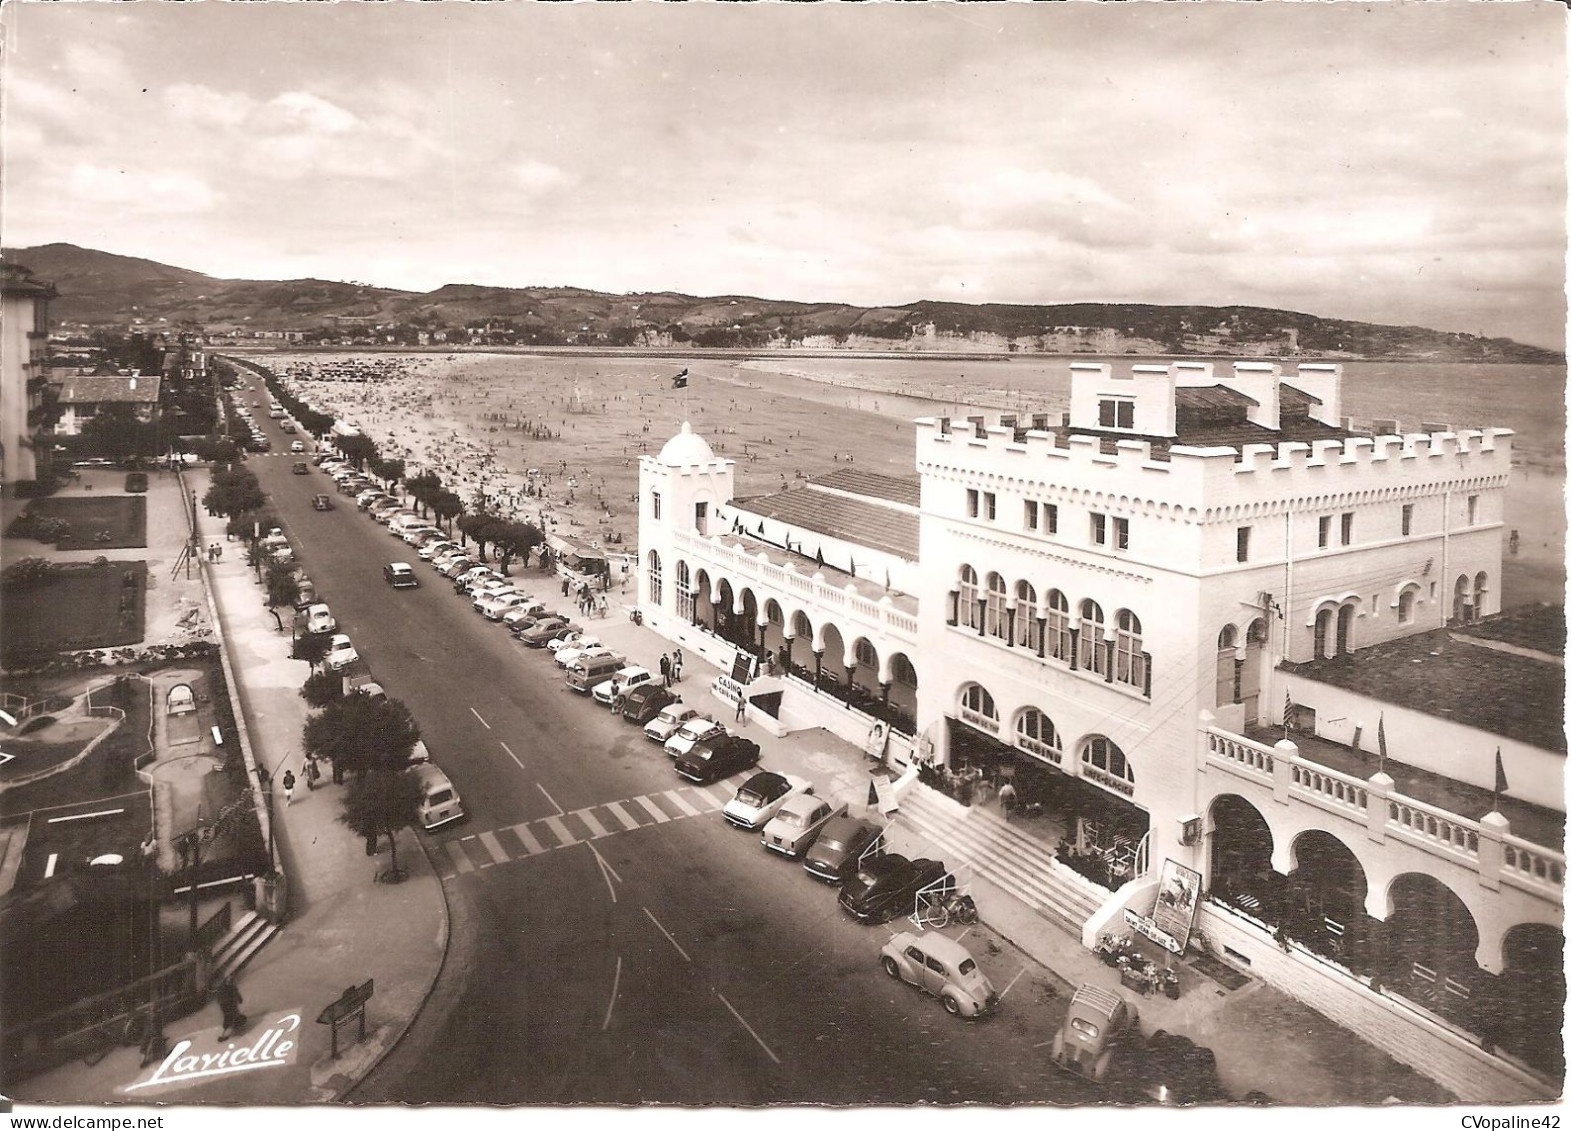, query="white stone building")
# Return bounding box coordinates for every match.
[636,361,1563,1093]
